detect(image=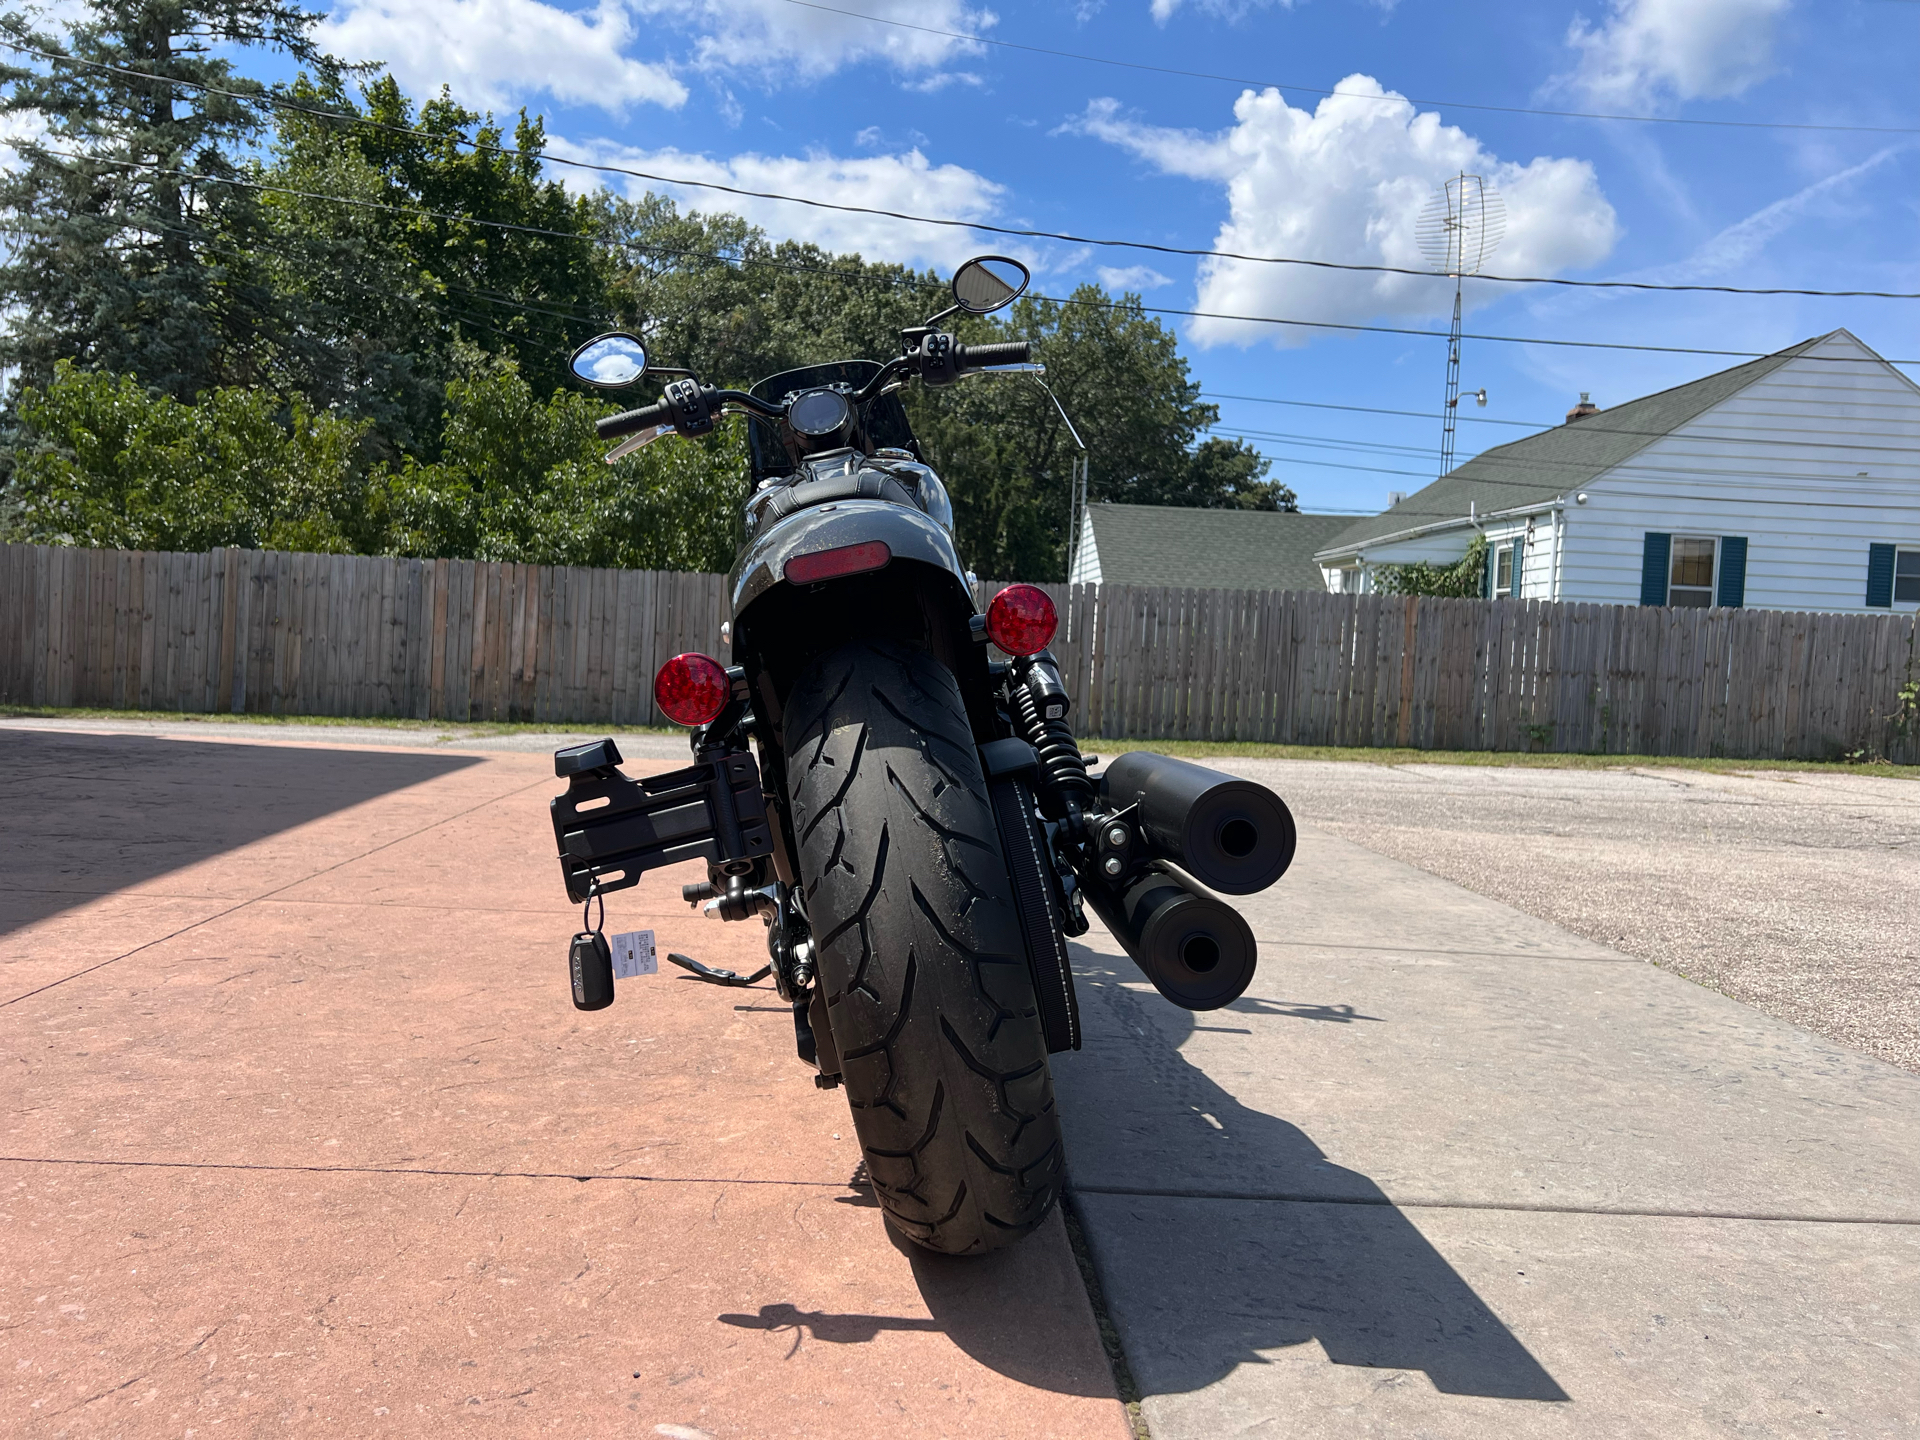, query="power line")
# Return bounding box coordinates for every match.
[15,147,1920,371]
[1206,391,1543,428]
[1206,394,1920,449]
[6,33,1919,301]
[772,0,1920,138]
